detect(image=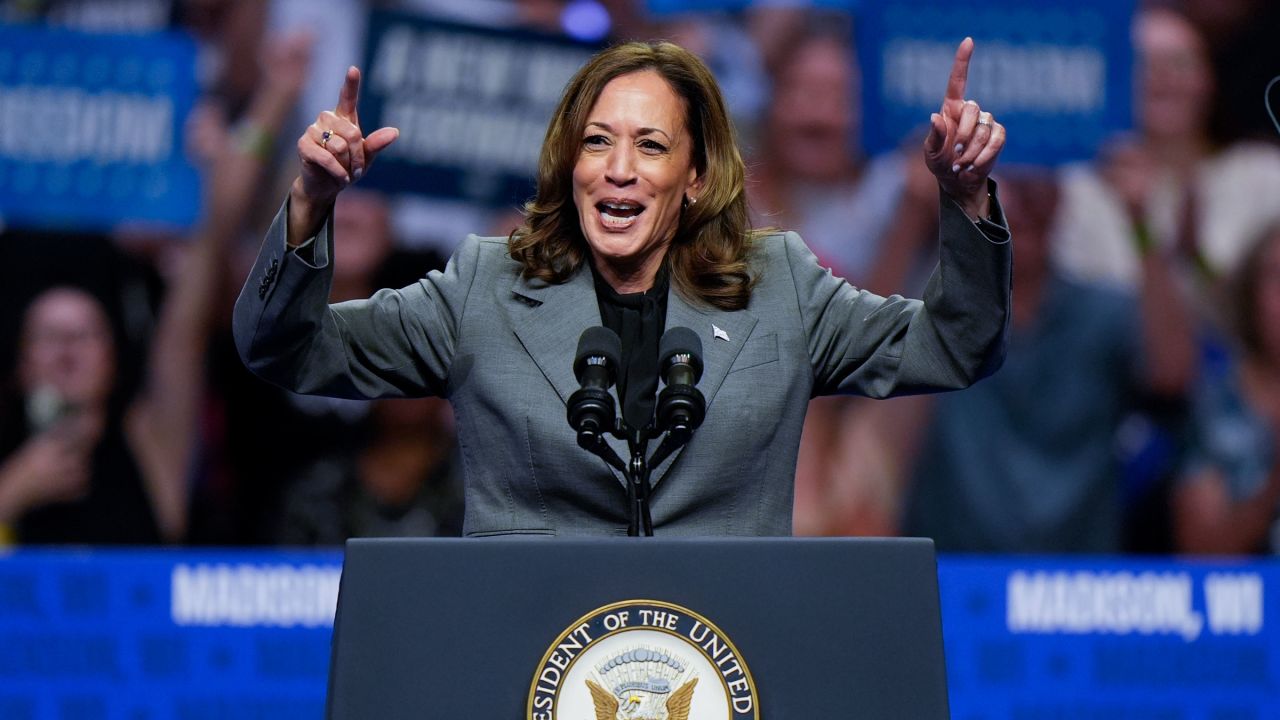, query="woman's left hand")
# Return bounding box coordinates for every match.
[923,37,1006,219]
